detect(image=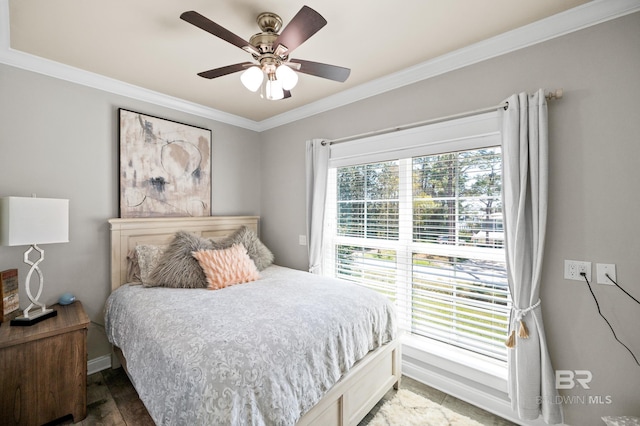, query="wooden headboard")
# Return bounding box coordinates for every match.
[108,216,260,291]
